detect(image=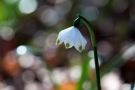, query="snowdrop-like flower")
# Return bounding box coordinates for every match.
[56,26,87,52]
